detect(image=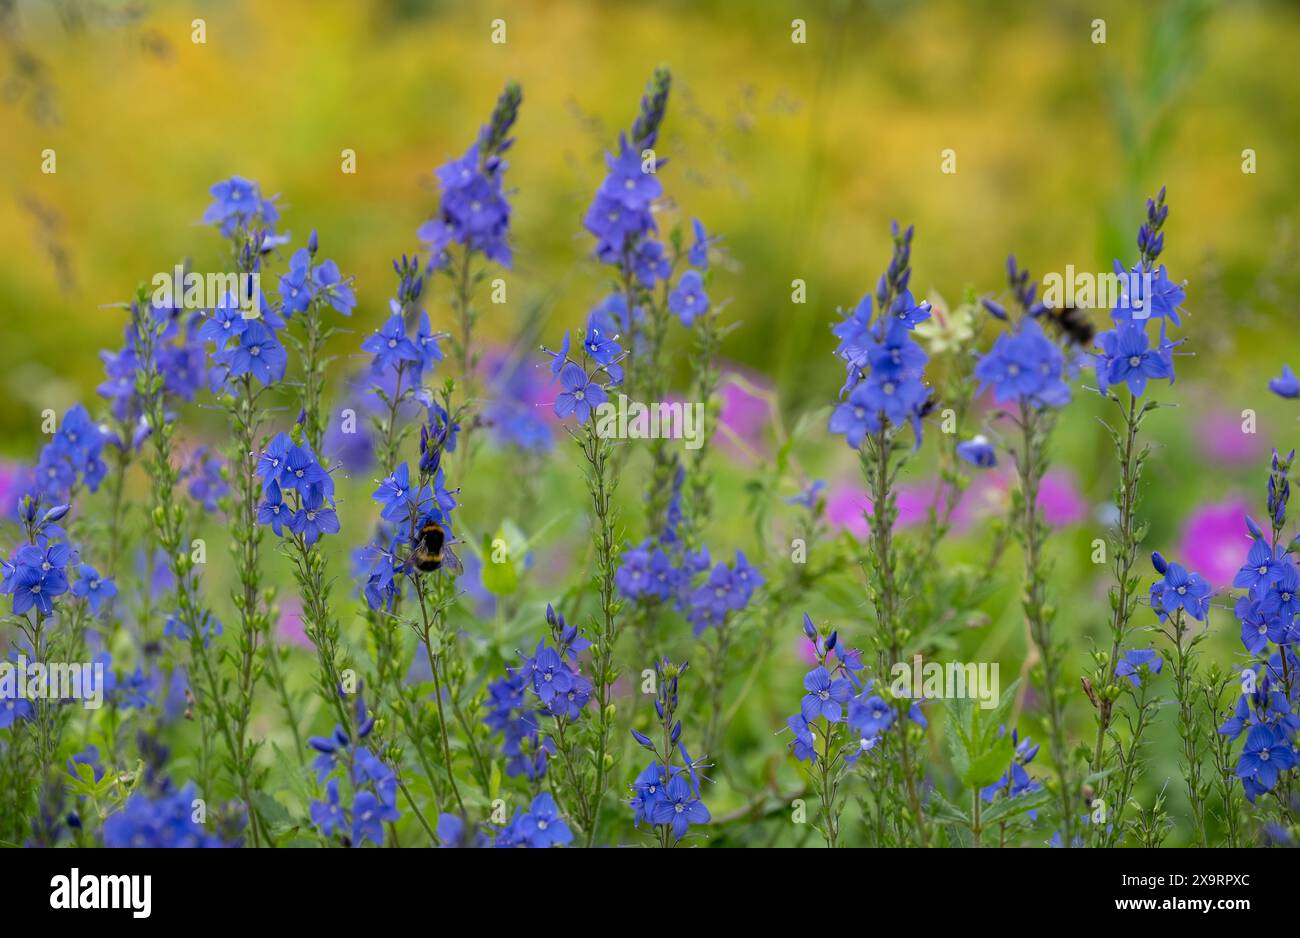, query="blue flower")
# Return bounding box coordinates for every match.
[858,370,929,429]
[956,435,997,468]
[1233,537,1287,594]
[224,320,287,385]
[1112,262,1185,324]
[1149,559,1212,621]
[517,792,573,848]
[278,249,314,317]
[599,143,663,209]
[310,779,345,838]
[183,447,229,512]
[554,363,607,423]
[786,479,826,509]
[688,218,714,269]
[1260,562,1300,621]
[828,381,884,449]
[981,729,1042,806]
[629,761,674,826]
[1097,322,1174,397]
[372,463,429,522]
[787,715,817,763]
[415,311,445,375]
[1268,365,1299,399]
[1236,724,1295,794]
[350,790,397,847]
[668,270,710,326]
[290,498,340,547]
[848,692,894,737]
[311,259,356,316]
[435,814,489,848]
[72,564,116,614]
[800,666,852,723]
[202,176,278,235]
[582,319,624,382]
[974,317,1070,407]
[648,773,710,840]
[886,289,931,329]
[361,314,422,376]
[1115,647,1163,688]
[0,695,34,729]
[8,541,70,616]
